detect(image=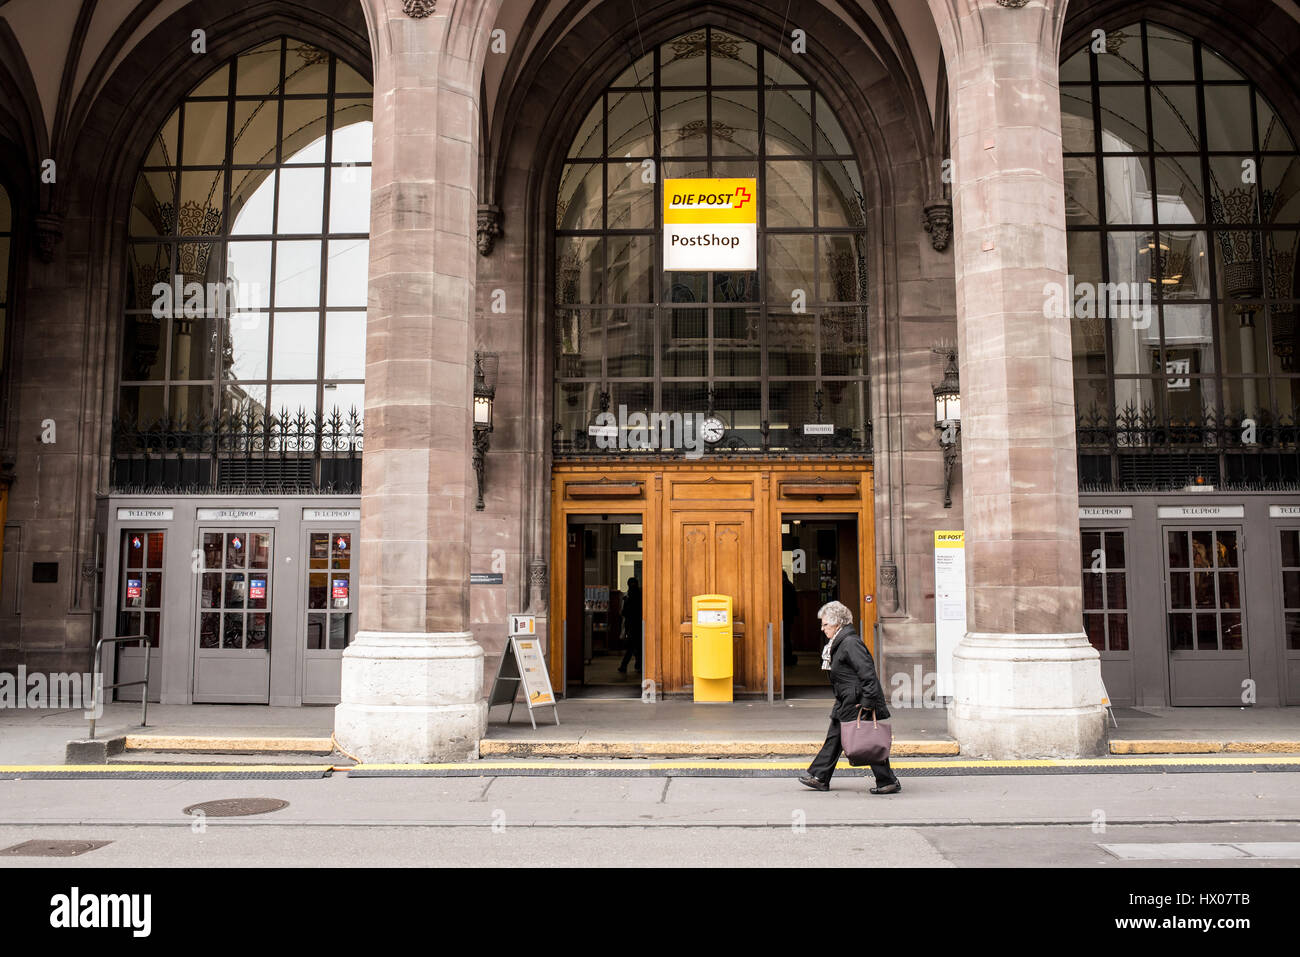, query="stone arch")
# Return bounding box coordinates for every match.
[484,0,945,608]
[1062,0,1300,144]
[52,0,369,474]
